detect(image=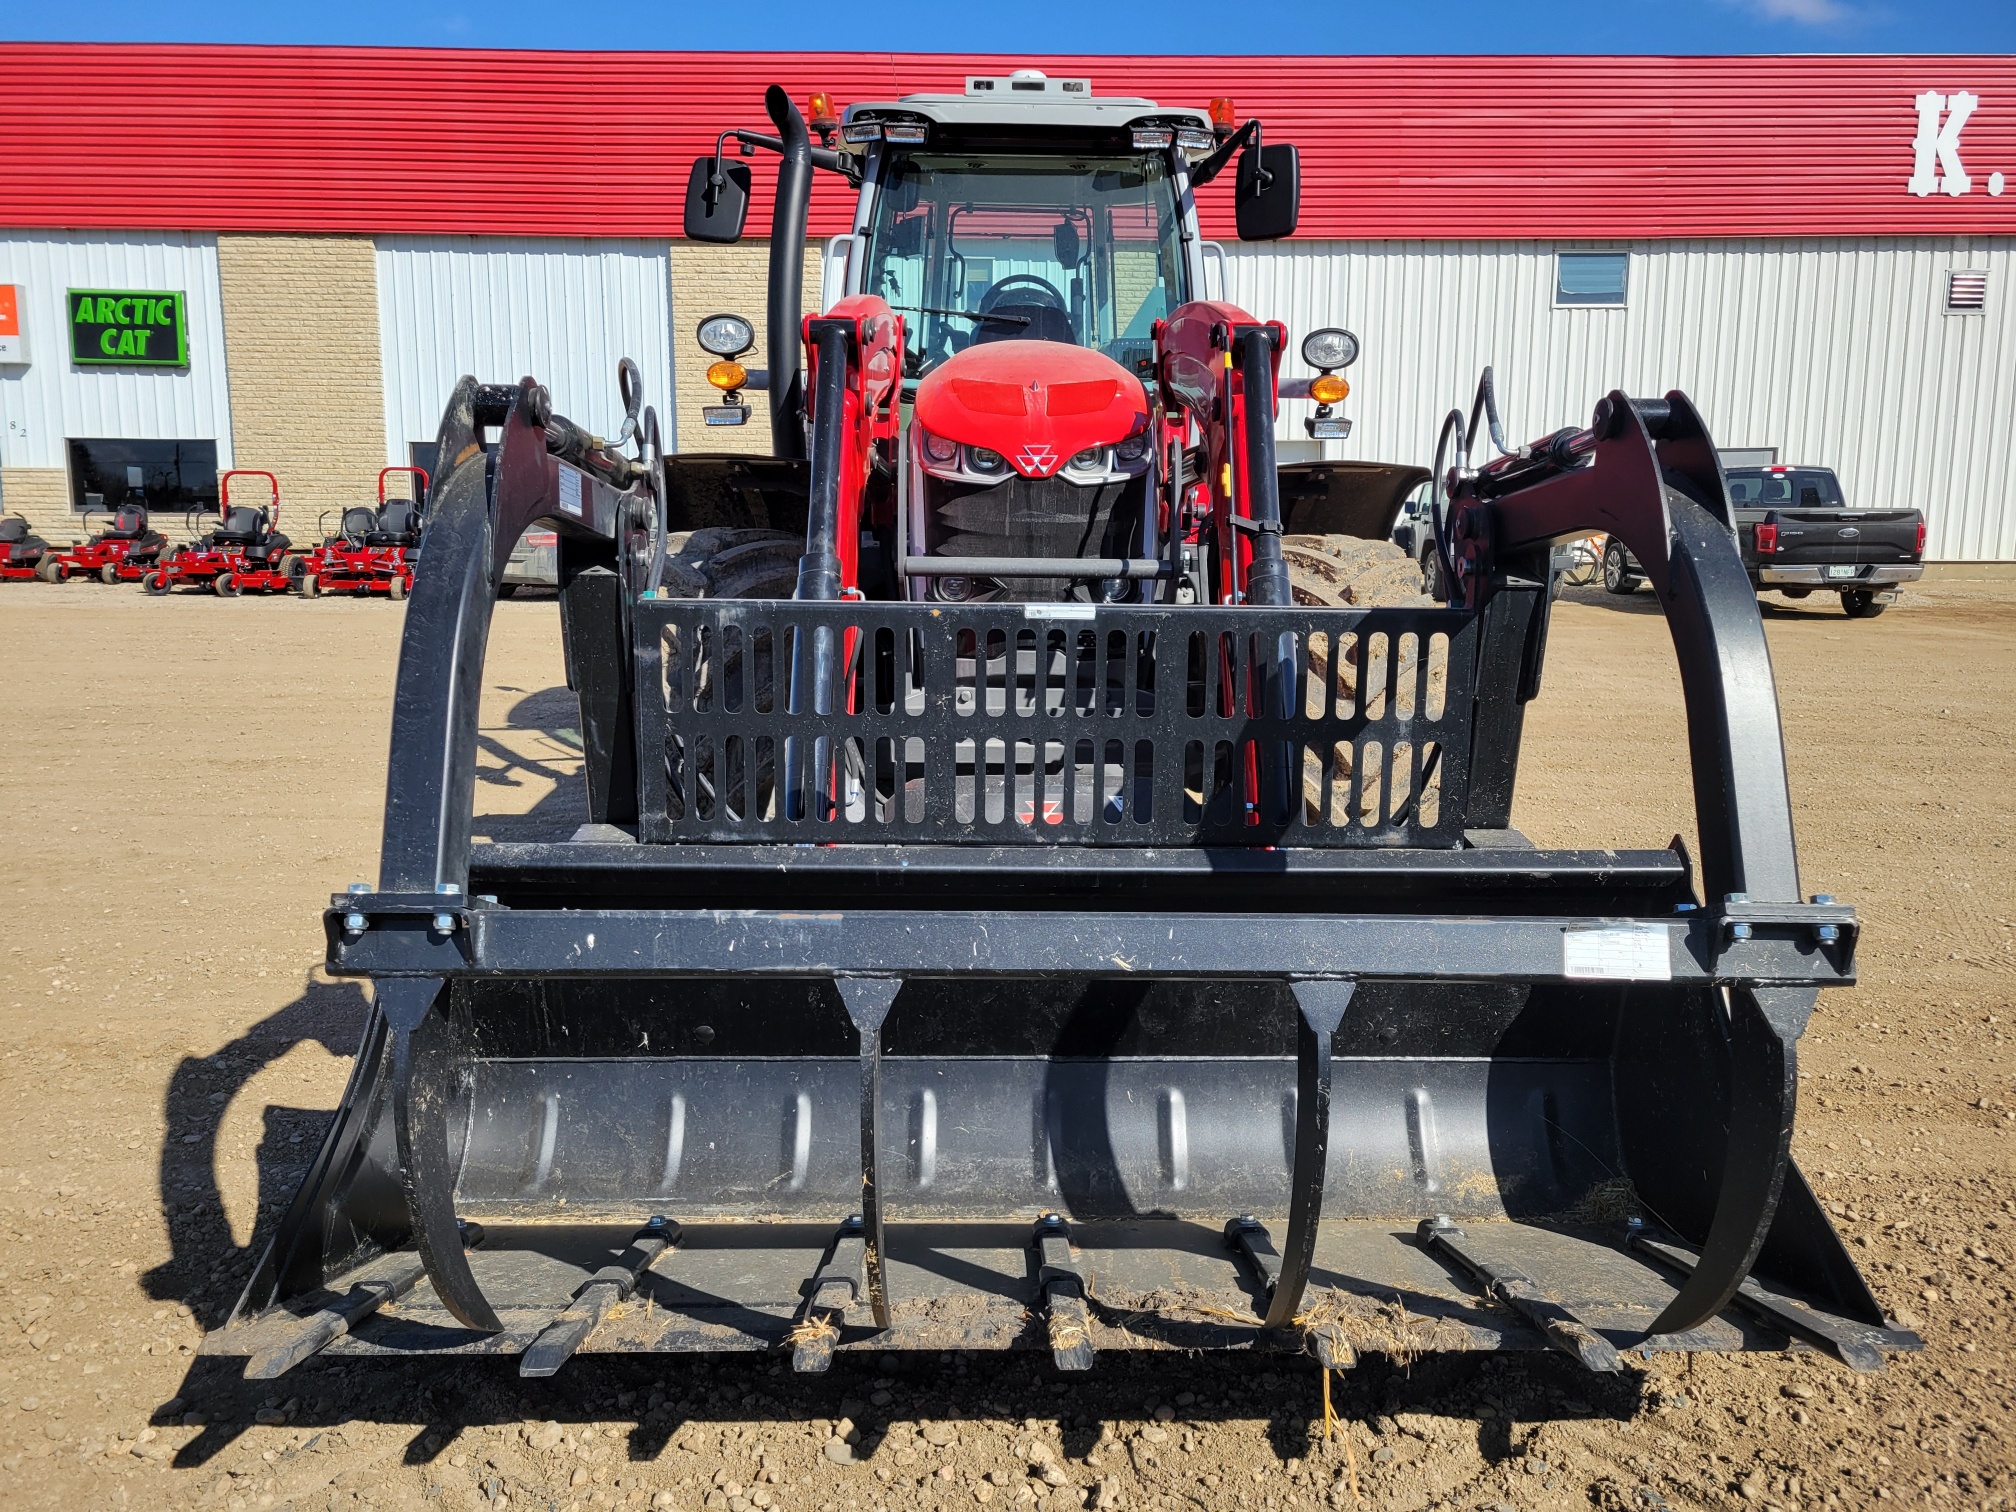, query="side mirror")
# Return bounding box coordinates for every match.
[685,157,751,244]
[1235,143,1300,242]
